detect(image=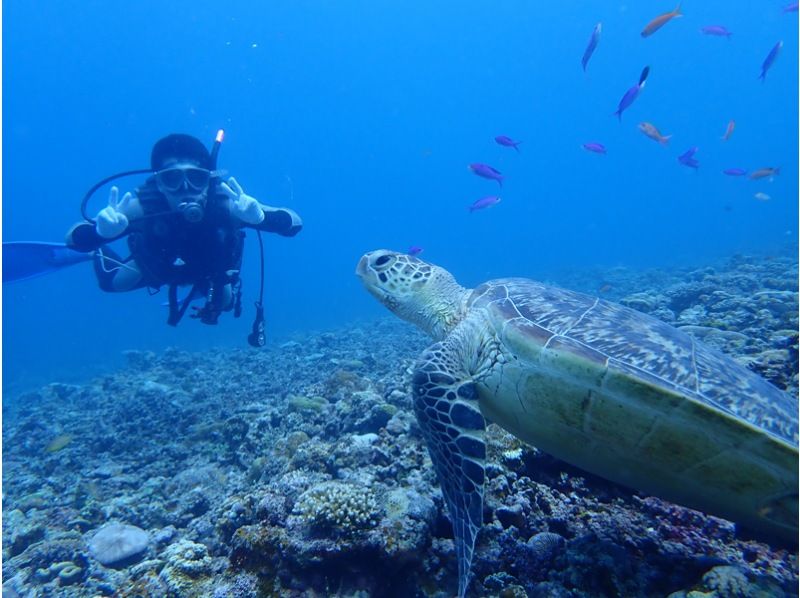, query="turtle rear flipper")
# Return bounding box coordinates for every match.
[413,340,486,598]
